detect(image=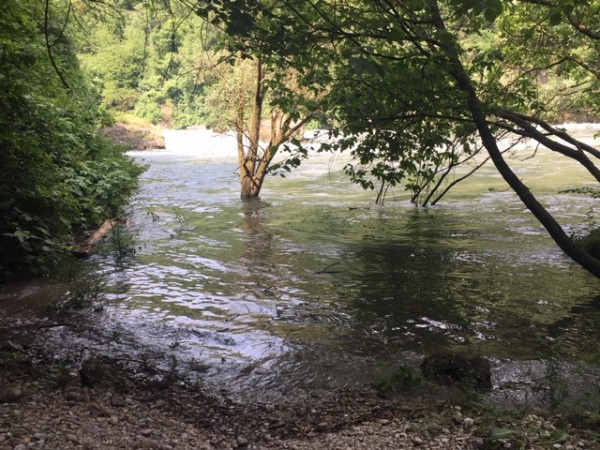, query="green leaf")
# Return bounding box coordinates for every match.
[549,8,563,25]
[544,428,569,444]
[483,0,504,22]
[490,428,520,440]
